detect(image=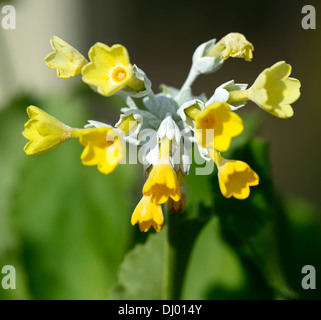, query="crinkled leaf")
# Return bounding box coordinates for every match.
[109,215,209,300]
